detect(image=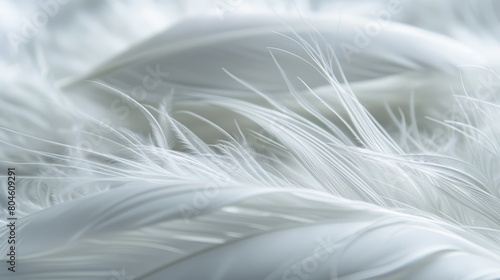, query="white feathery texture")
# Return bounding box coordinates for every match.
[1,0,500,279]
